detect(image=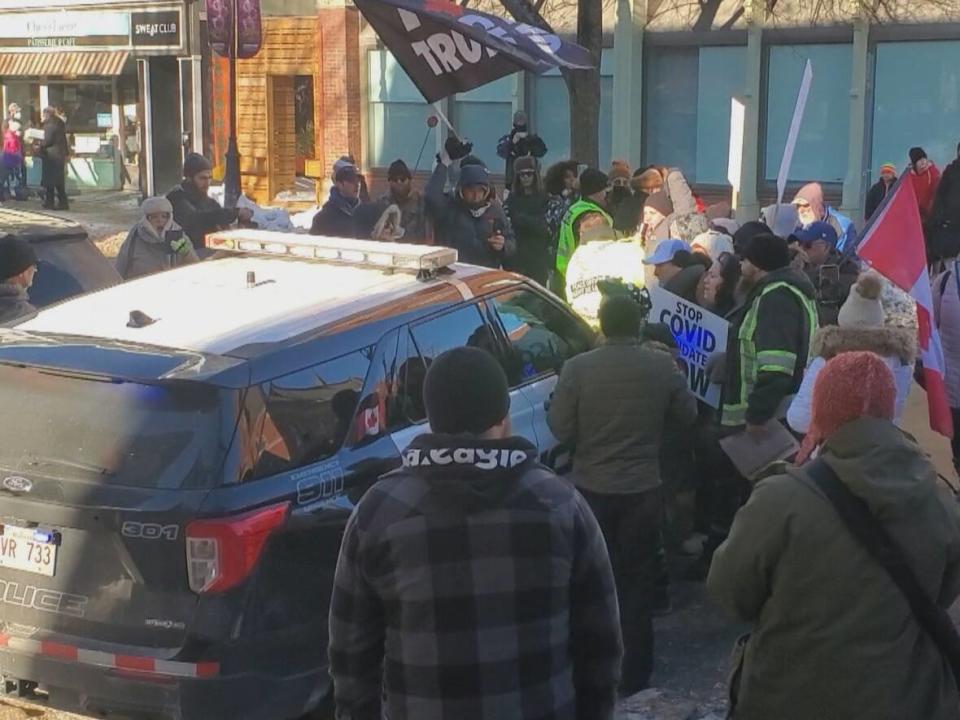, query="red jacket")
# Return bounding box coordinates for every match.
[911,164,941,220]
